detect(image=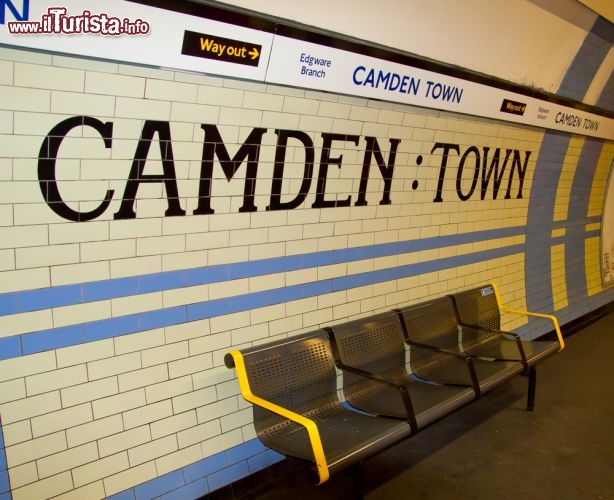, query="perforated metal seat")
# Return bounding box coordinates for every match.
[449,284,562,367]
[396,297,524,396]
[224,330,412,485]
[327,312,477,431]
